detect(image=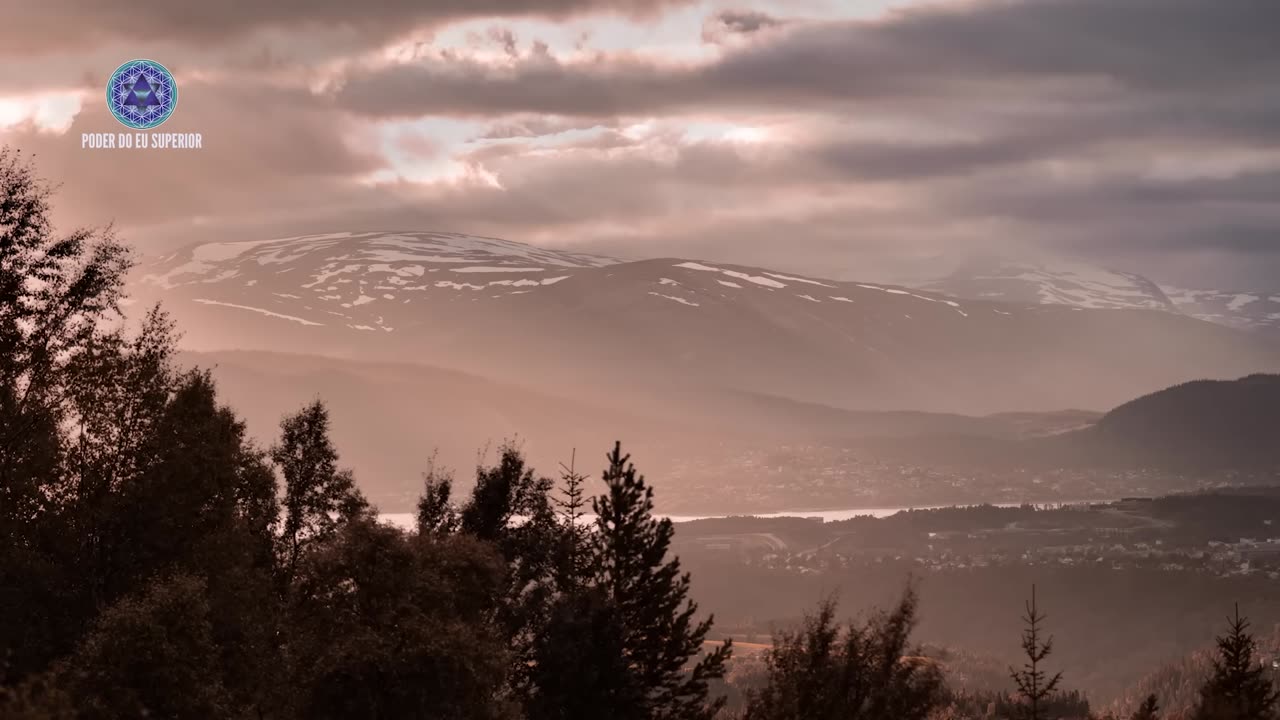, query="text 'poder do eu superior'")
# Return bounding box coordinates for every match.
[81,132,203,149]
